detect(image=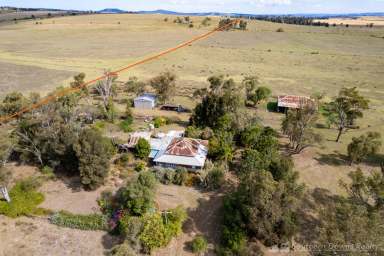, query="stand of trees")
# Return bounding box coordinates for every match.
[189,74,305,254]
[314,168,384,255]
[232,15,332,27]
[0,73,117,191]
